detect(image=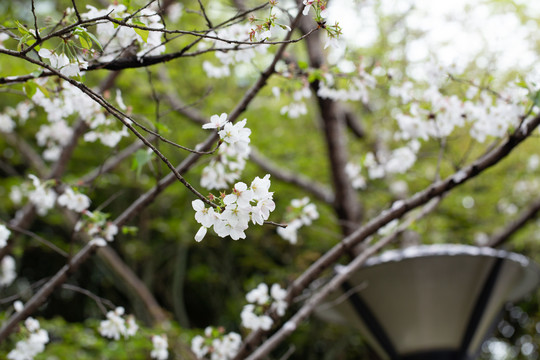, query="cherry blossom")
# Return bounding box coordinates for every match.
[202,113,229,129]
[277,198,318,244]
[302,0,315,16]
[0,255,16,287]
[0,113,15,132]
[57,187,91,213]
[28,175,57,216]
[99,307,138,340]
[0,224,11,248]
[246,283,270,305]
[7,317,48,360]
[150,335,168,360]
[241,304,273,331]
[191,327,241,360]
